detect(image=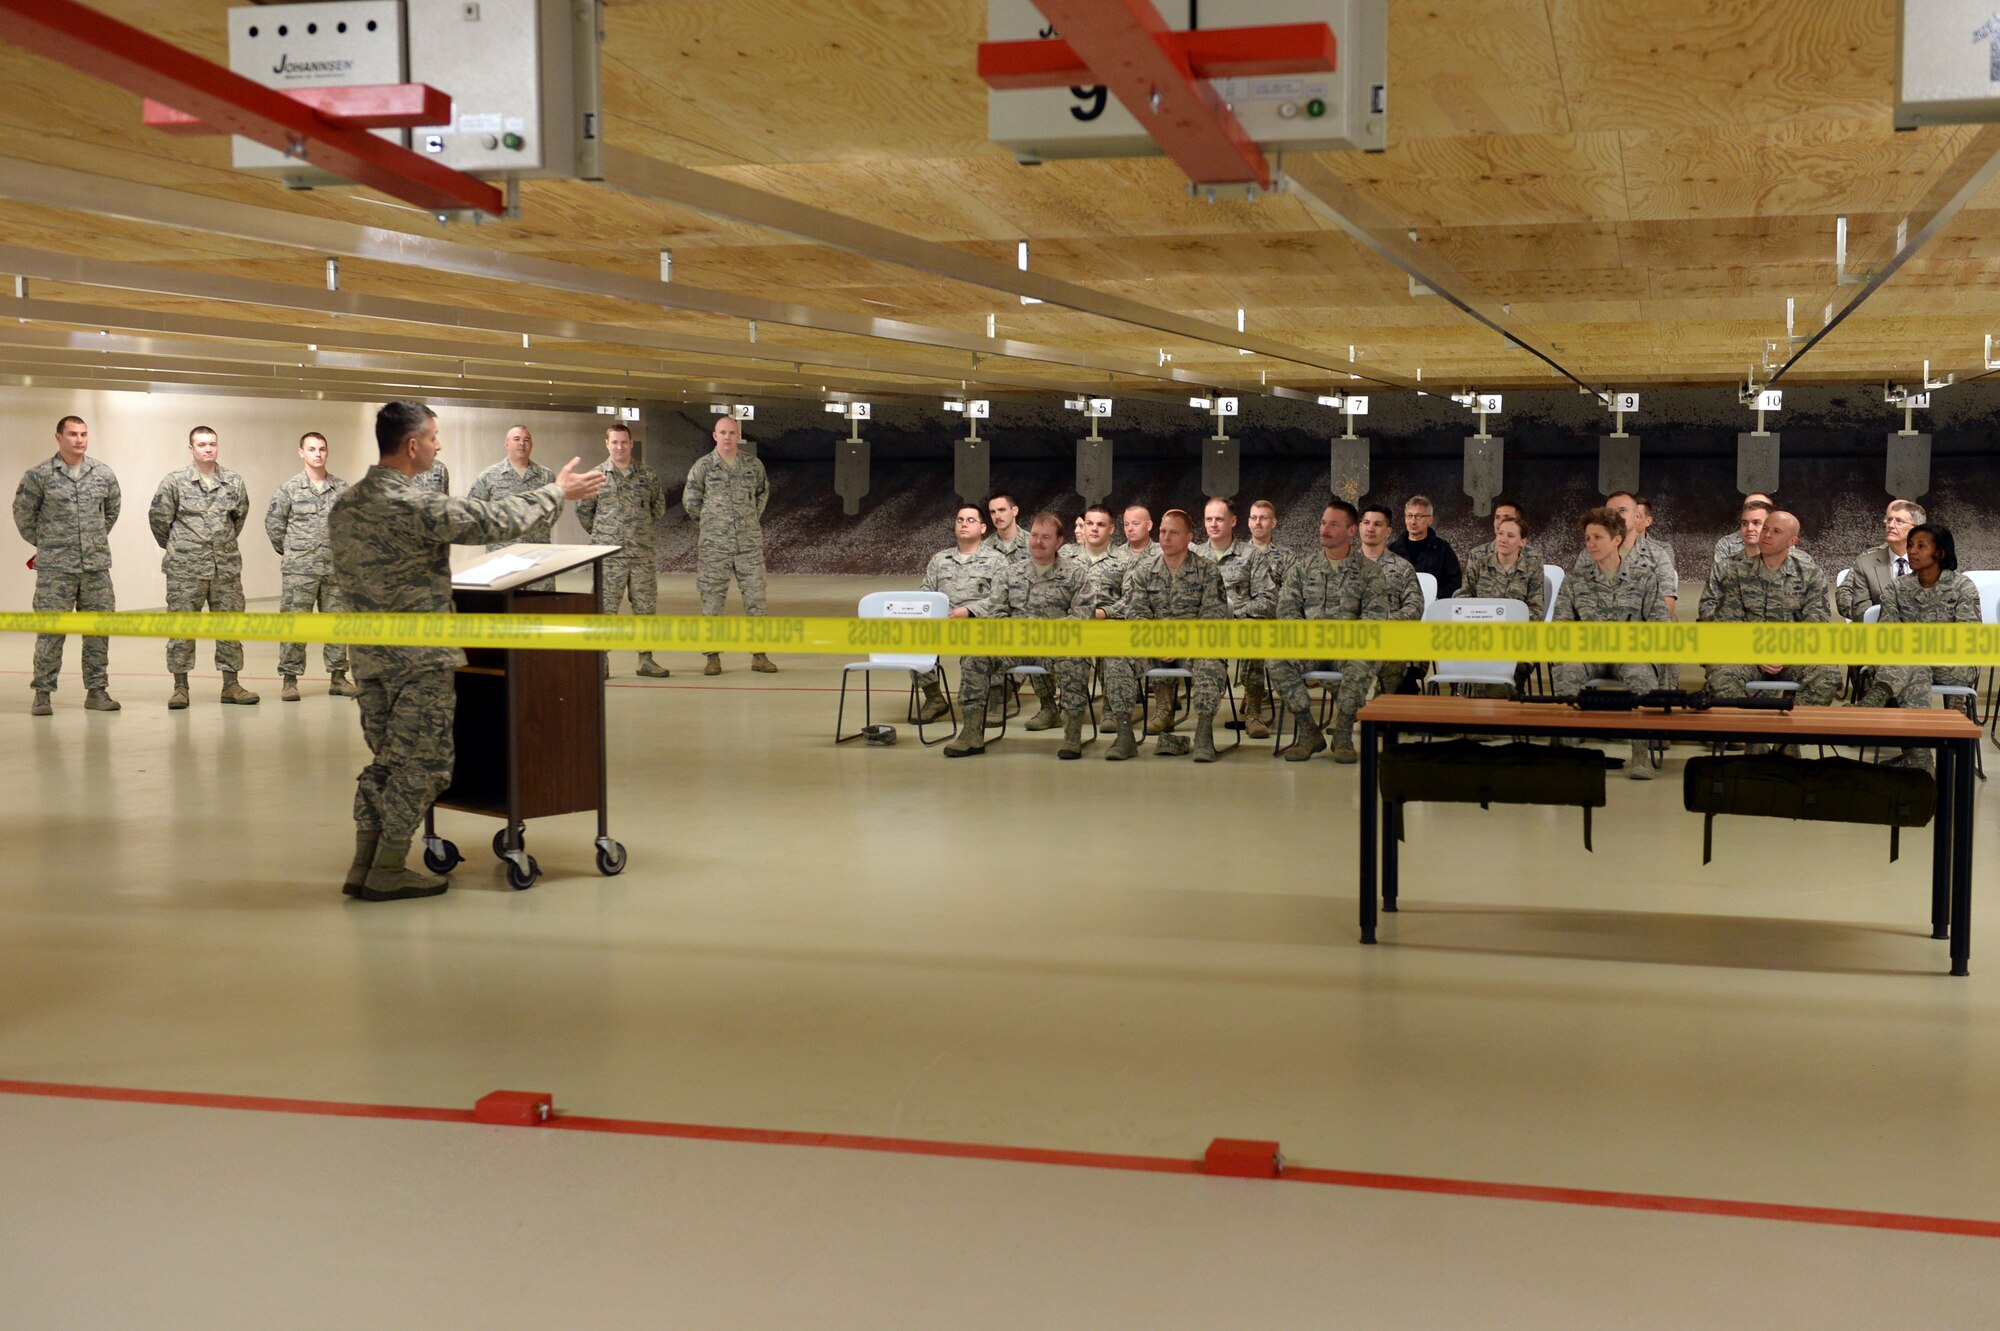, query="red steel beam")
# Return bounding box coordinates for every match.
[143,84,454,135]
[979,22,1336,91]
[0,0,502,215]
[1011,0,1275,187]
